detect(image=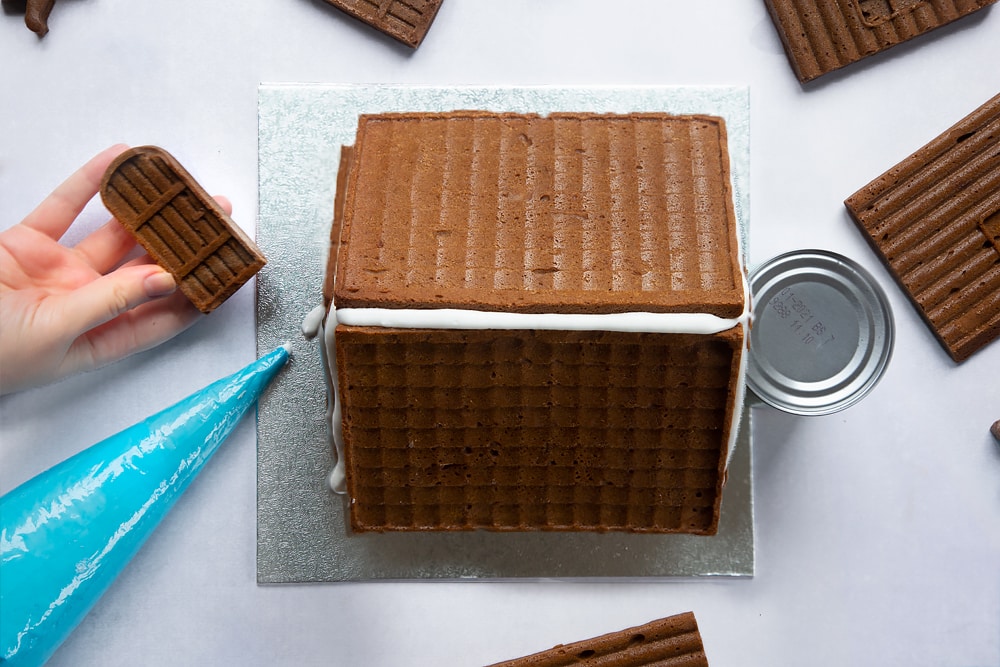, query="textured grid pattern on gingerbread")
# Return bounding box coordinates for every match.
[334,112,743,317]
[321,0,443,47]
[487,612,708,667]
[337,327,741,534]
[764,0,998,82]
[845,94,1000,361]
[101,146,266,313]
